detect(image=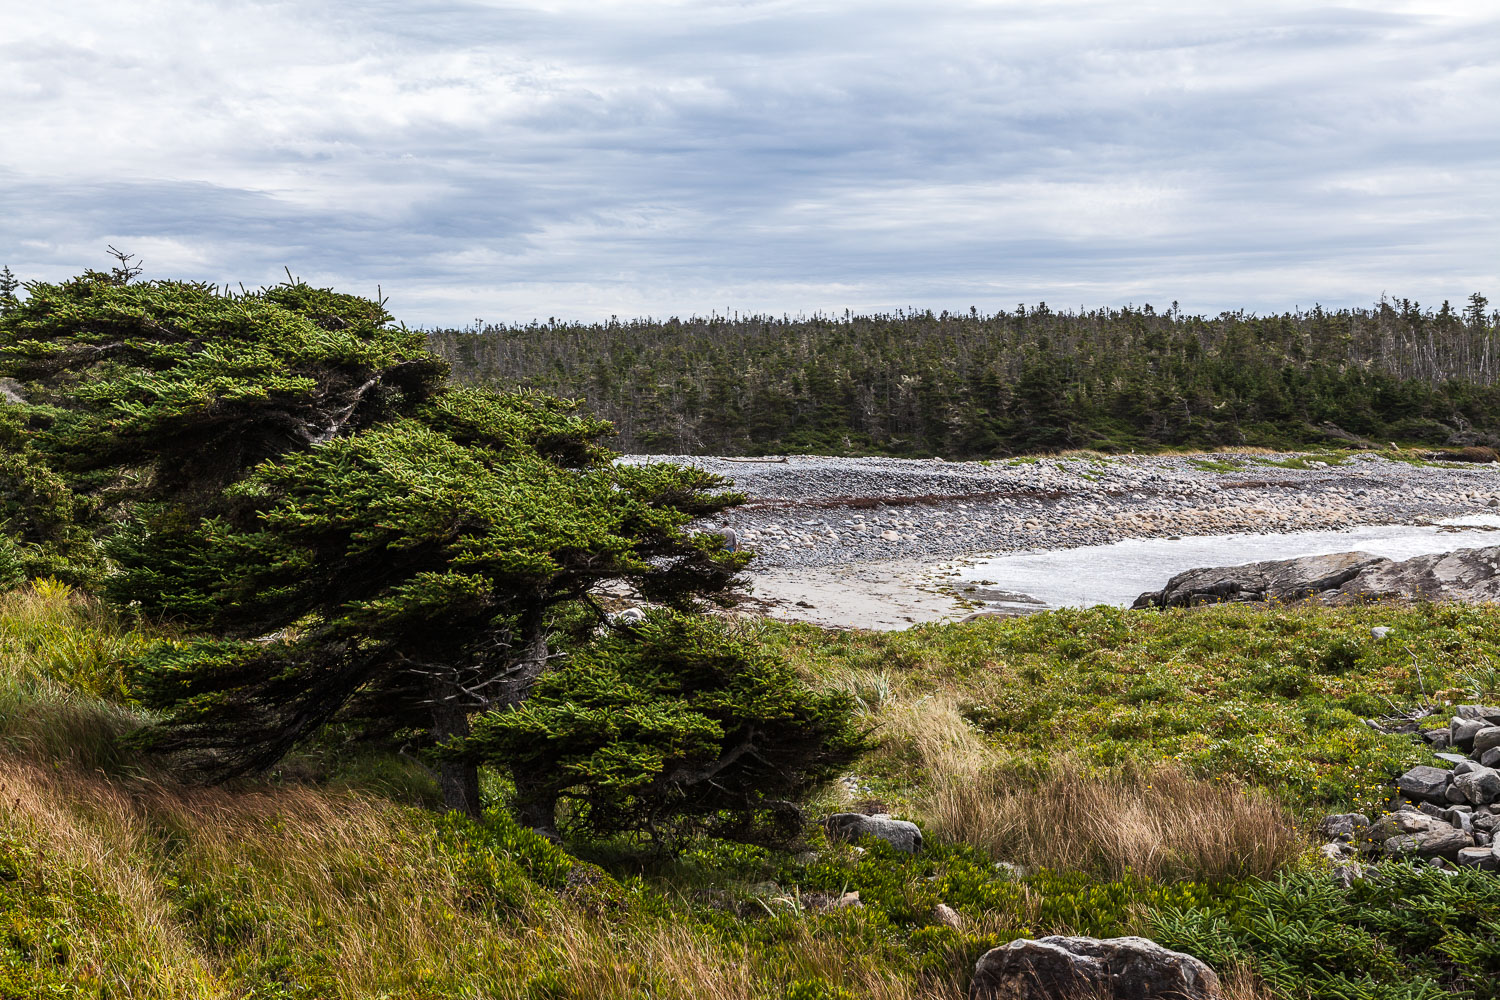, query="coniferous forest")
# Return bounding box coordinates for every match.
[428,295,1500,456]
